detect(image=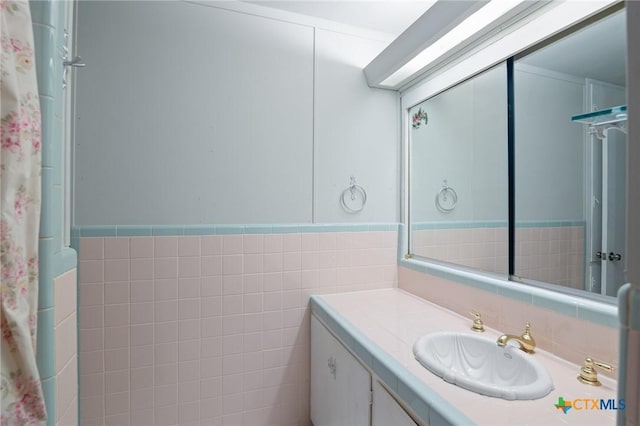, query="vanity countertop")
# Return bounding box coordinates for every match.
[311,288,618,426]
